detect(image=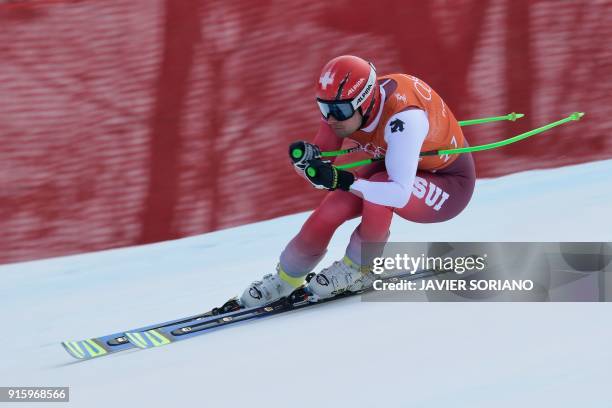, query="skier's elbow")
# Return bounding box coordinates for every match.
[394,191,411,208]
[390,183,411,208]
